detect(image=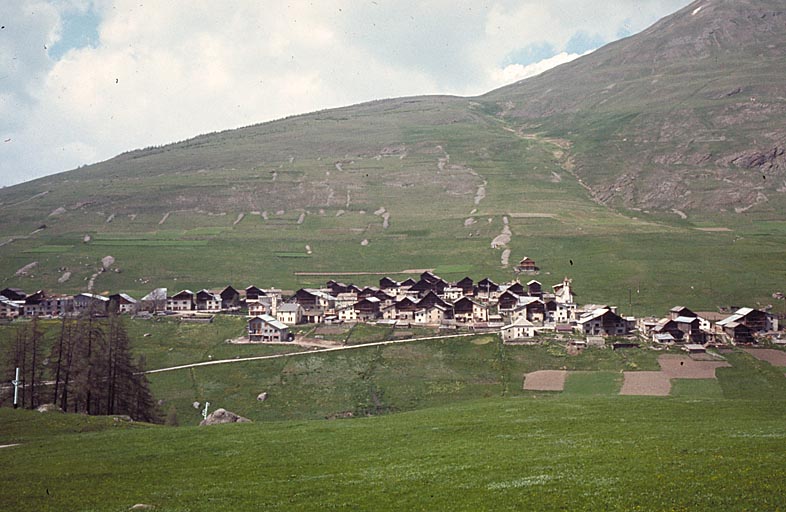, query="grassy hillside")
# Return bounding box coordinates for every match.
[484,0,786,212]
[4,318,786,510]
[5,318,786,427]
[3,393,786,511]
